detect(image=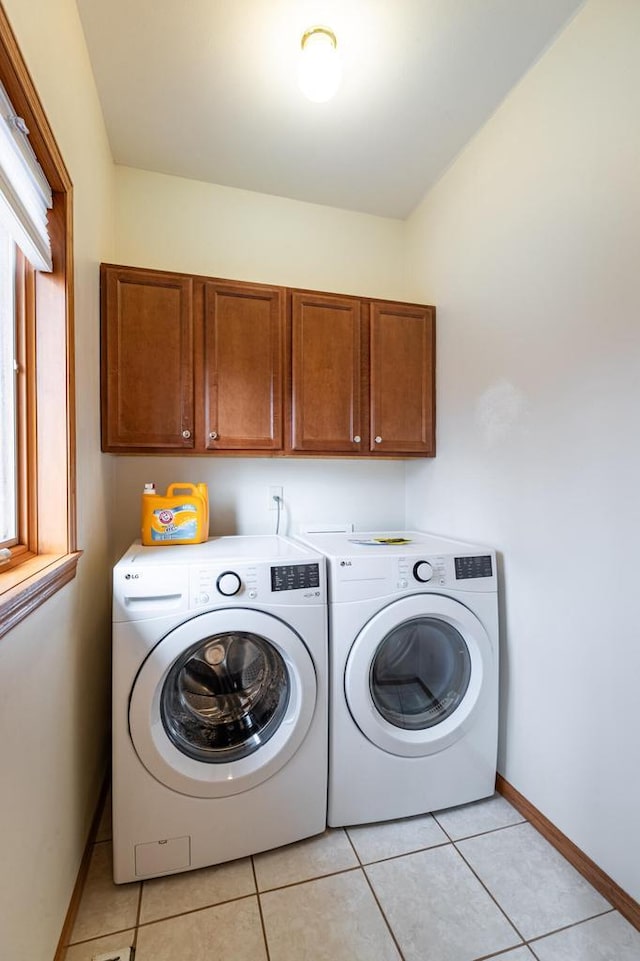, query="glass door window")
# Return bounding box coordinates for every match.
[161,631,290,763]
[370,617,471,730]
